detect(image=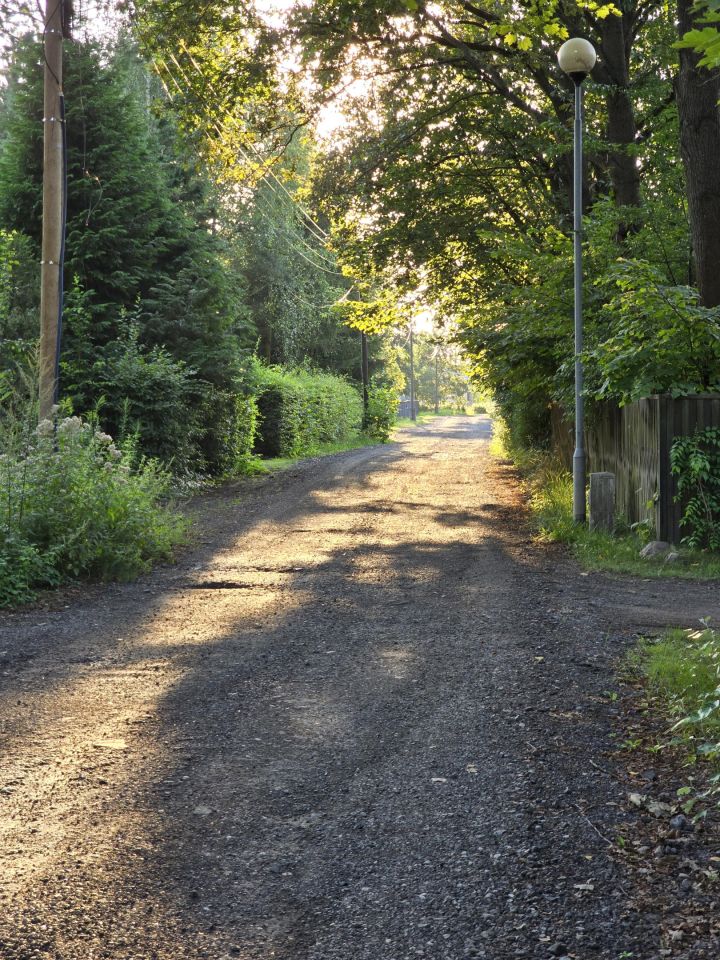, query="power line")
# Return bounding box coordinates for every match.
[176,40,329,243]
[169,52,332,254]
[172,43,329,245]
[154,60,343,278]
[154,57,343,276]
